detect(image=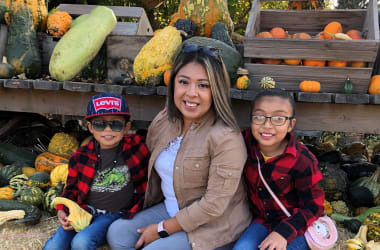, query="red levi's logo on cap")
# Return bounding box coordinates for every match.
[93,97,121,112]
